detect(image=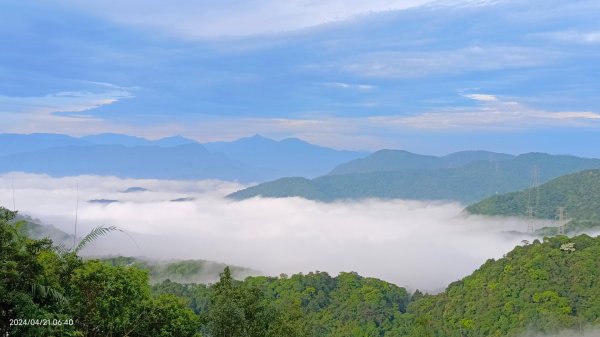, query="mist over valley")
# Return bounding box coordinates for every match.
[0,172,550,291]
